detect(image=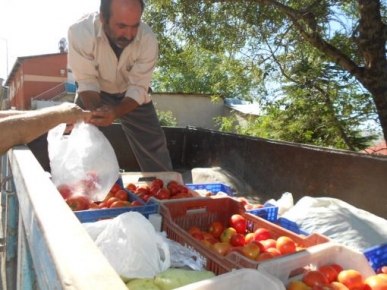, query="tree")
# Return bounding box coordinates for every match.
[144,0,387,149]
